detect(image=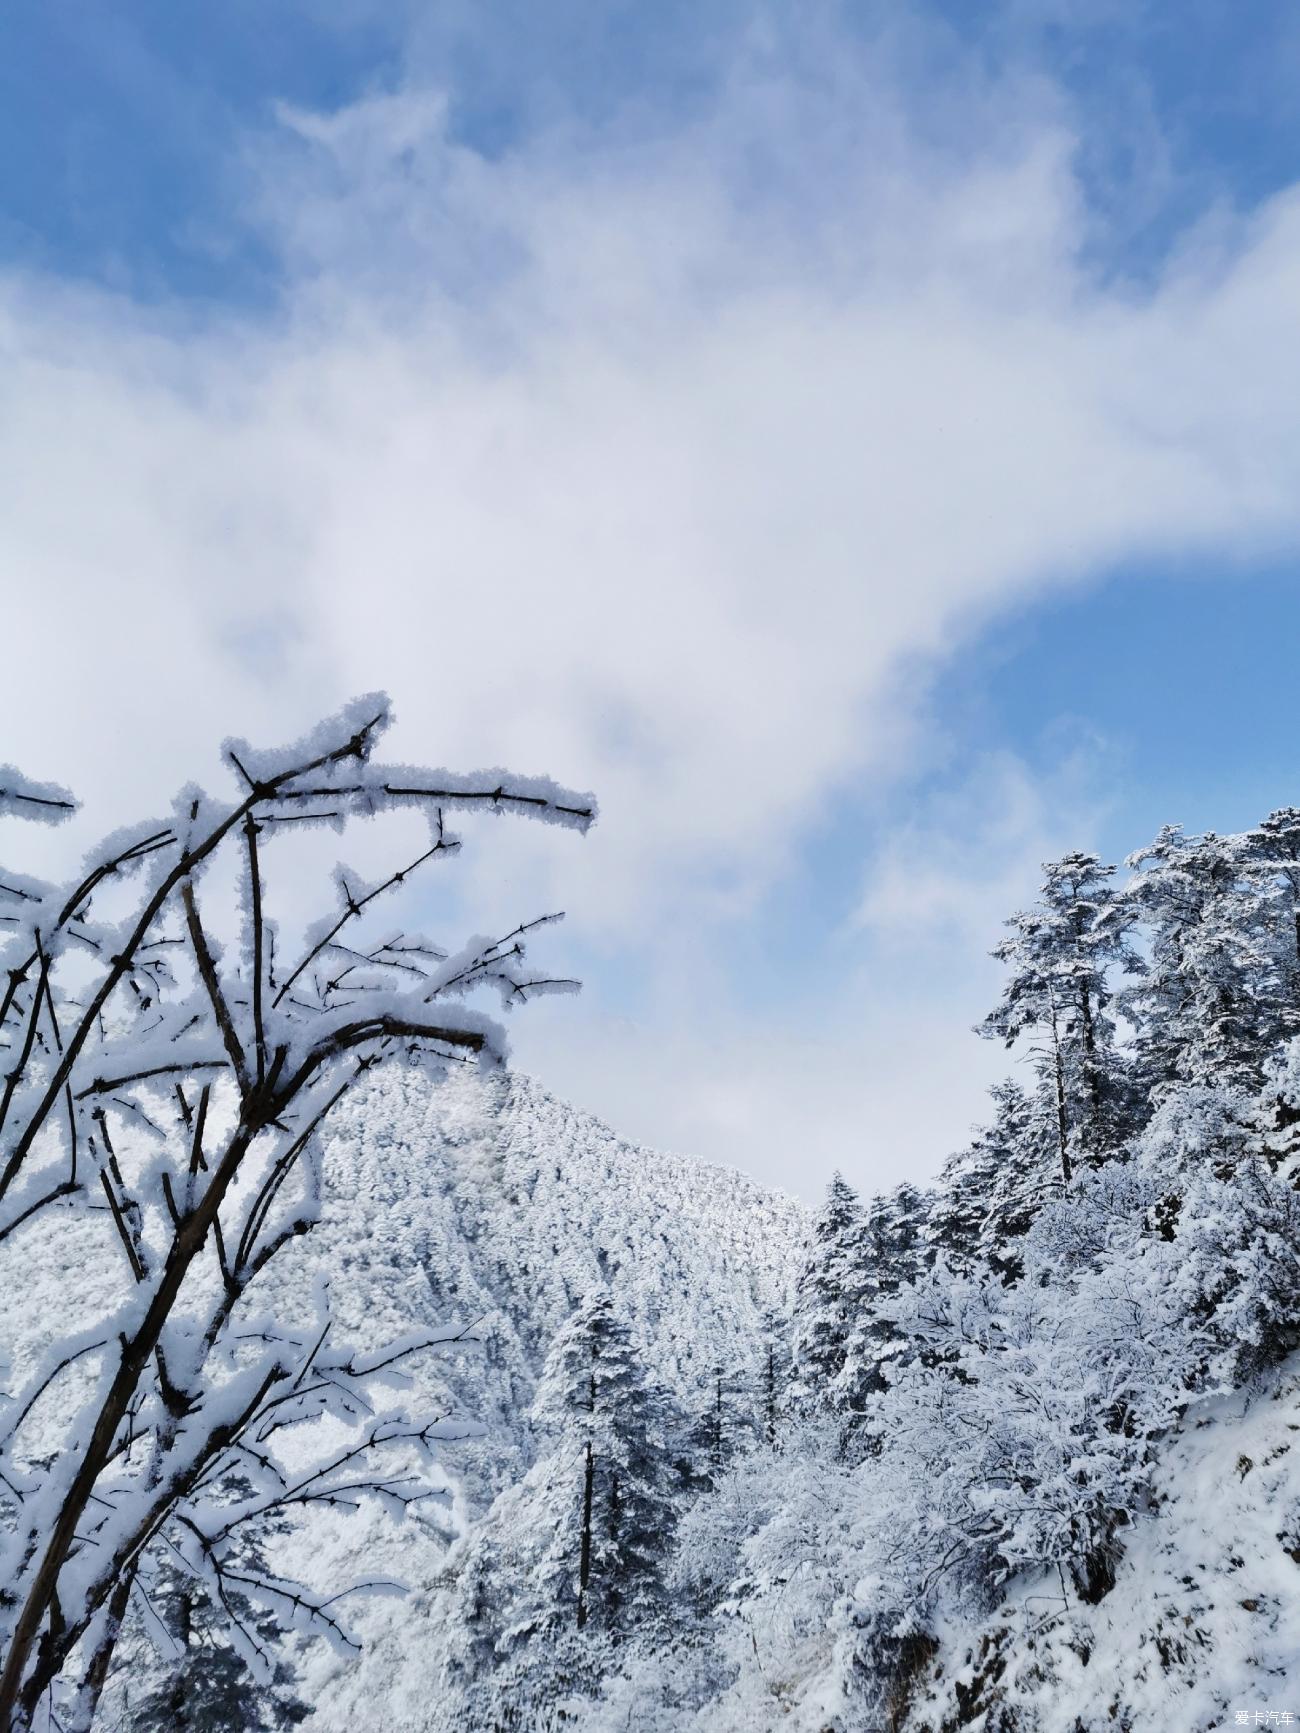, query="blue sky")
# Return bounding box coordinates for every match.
[5,2,1300,1198]
[12,3,1300,296]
